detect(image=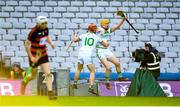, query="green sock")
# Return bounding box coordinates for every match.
[74,80,78,84]
[105,76,110,83]
[89,84,93,89]
[117,72,122,78]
